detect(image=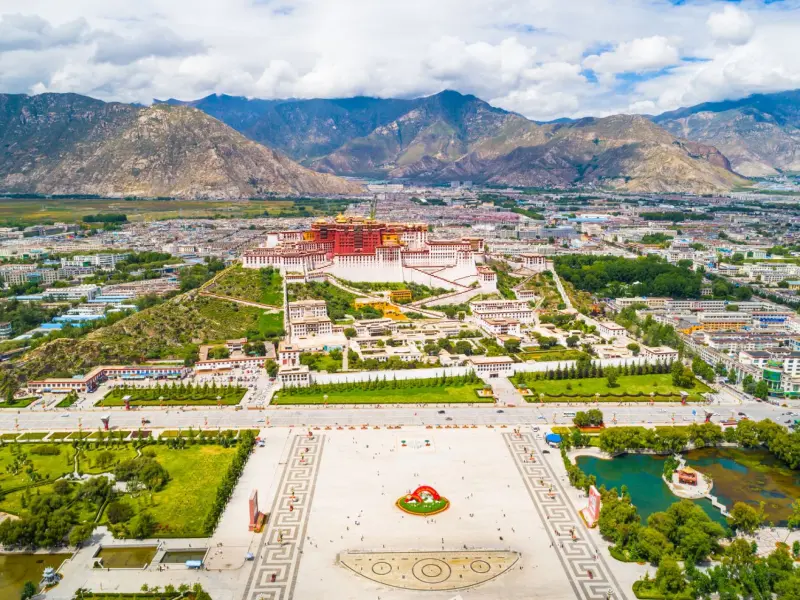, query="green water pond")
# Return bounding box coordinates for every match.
[0,553,70,599]
[577,447,800,526]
